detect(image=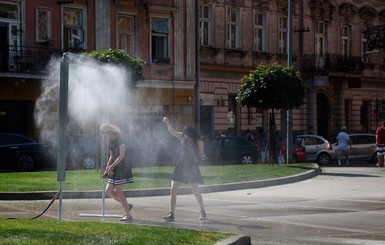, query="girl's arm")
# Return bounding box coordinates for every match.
[110,144,126,167]
[198,139,206,160]
[163,117,184,141]
[105,144,126,174]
